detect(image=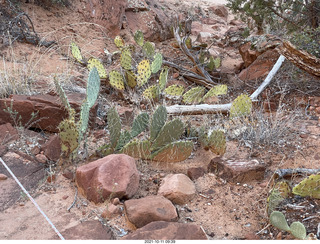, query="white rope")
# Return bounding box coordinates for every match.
[0,157,65,240]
